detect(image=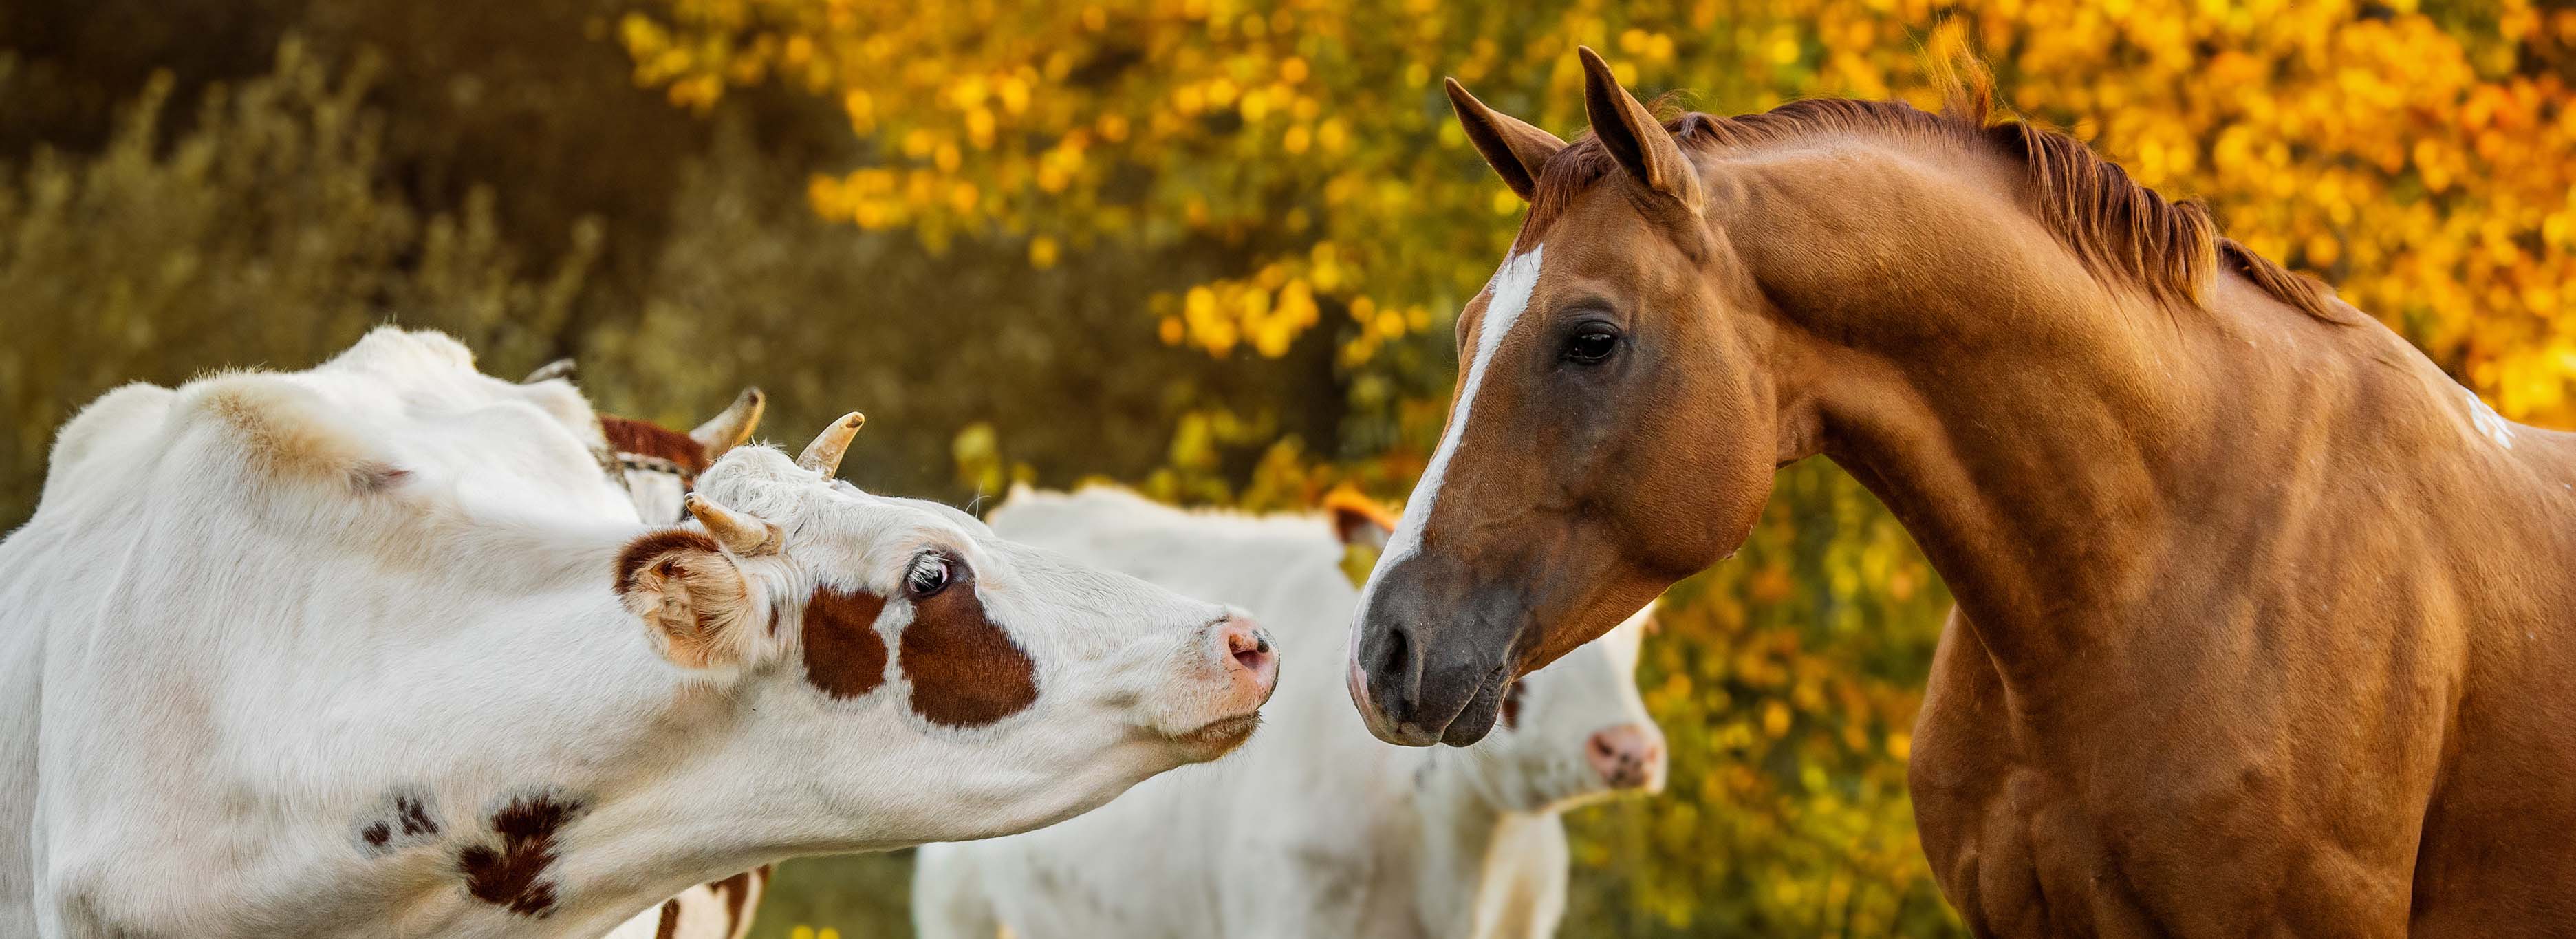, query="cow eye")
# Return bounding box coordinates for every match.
[1562,323,1619,364]
[905,554,954,598]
